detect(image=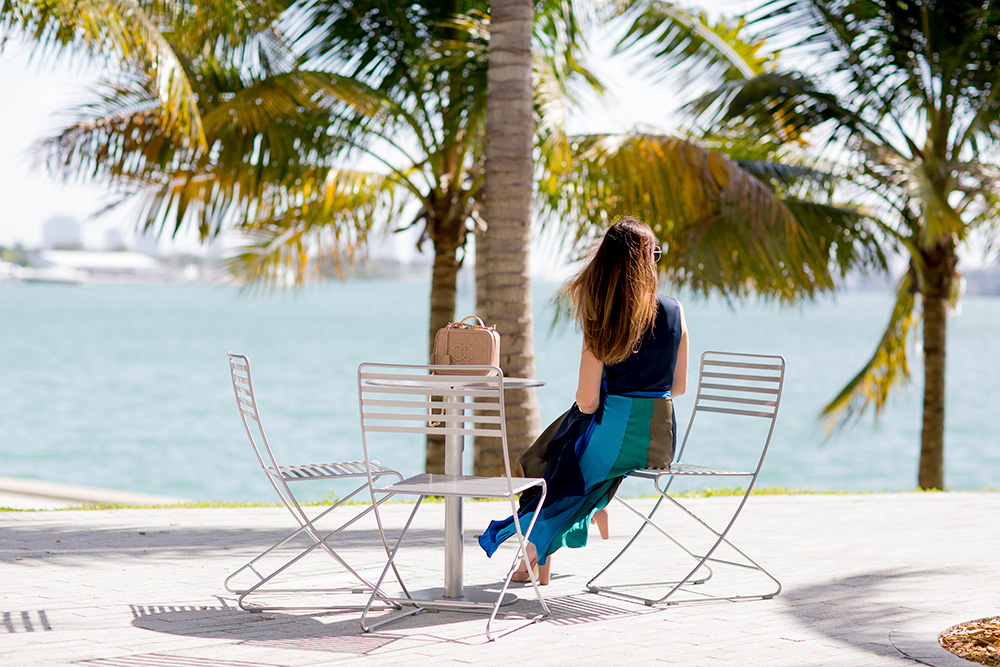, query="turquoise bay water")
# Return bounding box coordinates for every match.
[2,280,998,502]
